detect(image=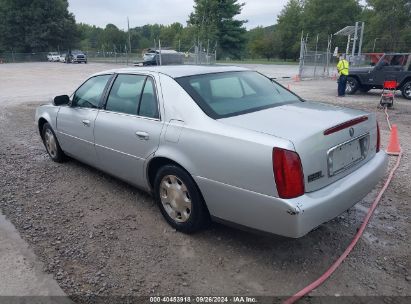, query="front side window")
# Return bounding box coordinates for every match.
[106,75,146,115]
[72,75,111,108]
[176,71,301,119]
